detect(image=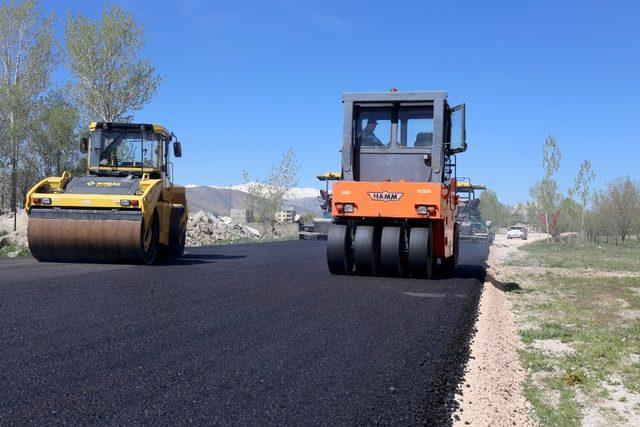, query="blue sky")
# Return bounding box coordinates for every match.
[43,0,639,204]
